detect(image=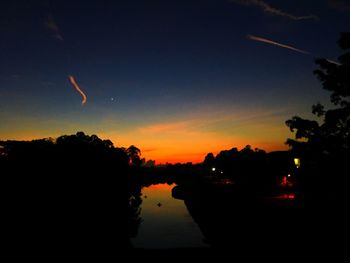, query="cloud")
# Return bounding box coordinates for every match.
[68,75,87,105]
[69,106,293,164]
[142,148,158,153]
[45,14,64,41]
[329,0,350,11]
[247,34,310,55]
[232,0,319,20]
[325,59,341,66]
[247,34,341,65]
[138,107,291,136]
[139,121,189,133]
